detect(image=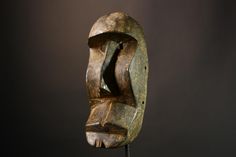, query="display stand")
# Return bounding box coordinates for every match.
[125,145,130,157]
